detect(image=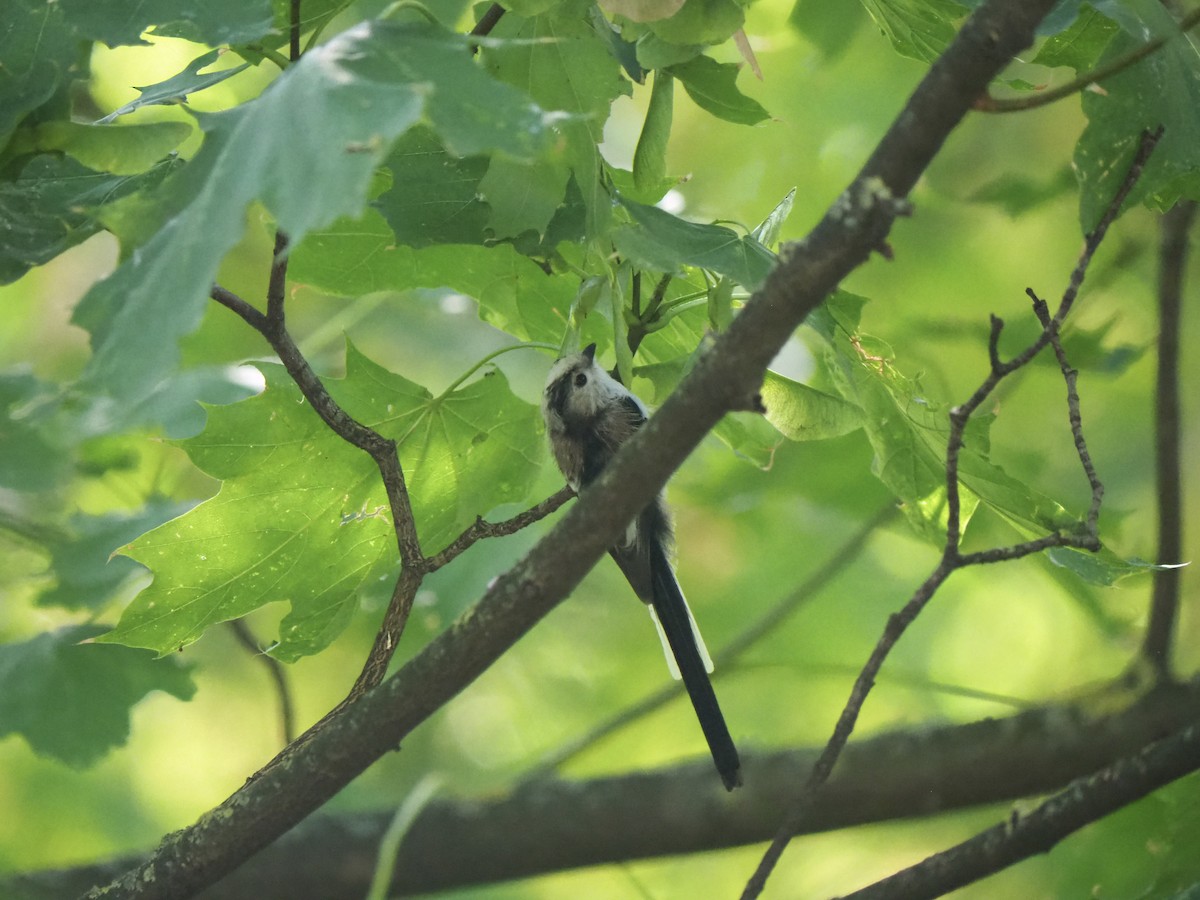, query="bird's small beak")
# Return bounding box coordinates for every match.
[582,343,597,362]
